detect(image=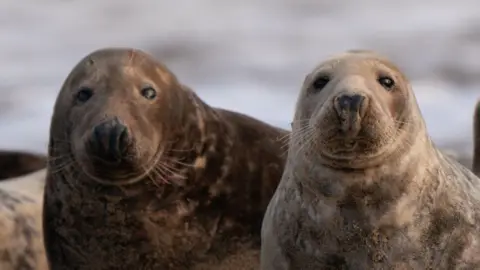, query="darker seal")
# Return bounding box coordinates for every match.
[473,99,480,175]
[0,150,46,180]
[43,48,288,269]
[261,50,480,269]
